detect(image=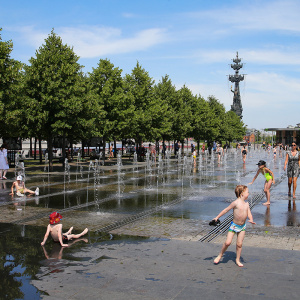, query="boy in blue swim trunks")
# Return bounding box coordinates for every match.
[213,185,255,267]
